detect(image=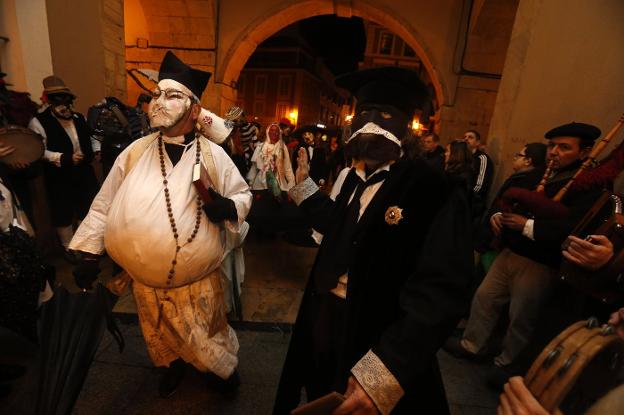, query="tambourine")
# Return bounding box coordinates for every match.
[525,318,624,414]
[0,125,45,165]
